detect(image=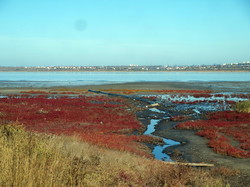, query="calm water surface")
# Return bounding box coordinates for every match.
[0,71,249,87]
